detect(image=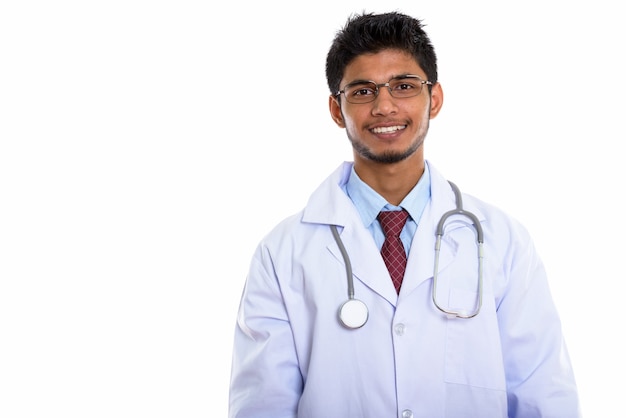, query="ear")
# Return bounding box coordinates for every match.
[329,95,345,128]
[428,82,444,119]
